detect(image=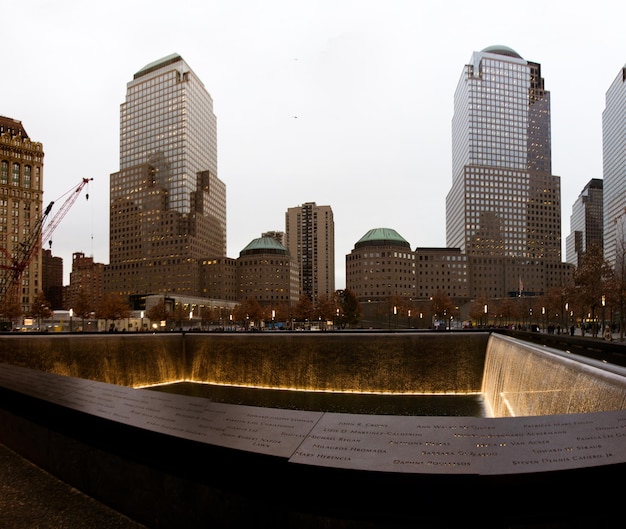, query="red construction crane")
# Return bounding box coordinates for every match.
[0,177,93,308]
